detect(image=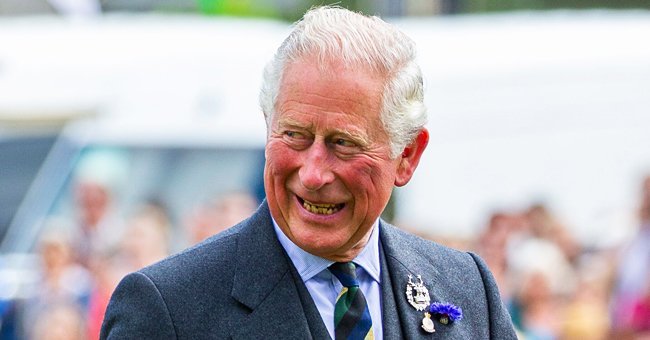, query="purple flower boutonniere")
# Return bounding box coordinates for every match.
[428,302,463,325]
